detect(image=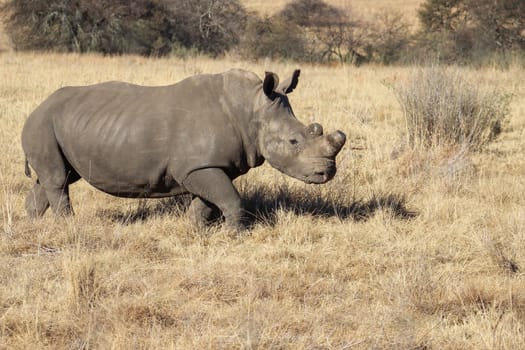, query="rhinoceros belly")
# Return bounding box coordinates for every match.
[61,131,184,198]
